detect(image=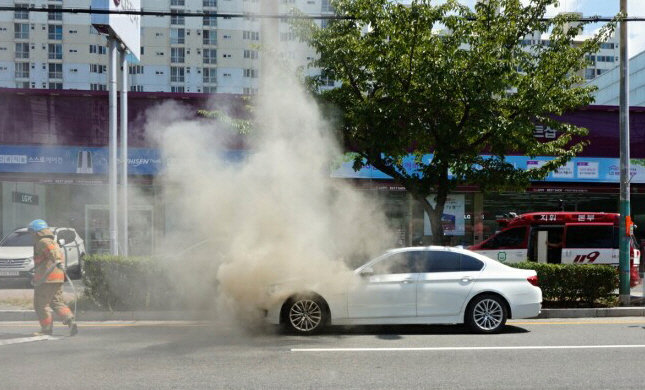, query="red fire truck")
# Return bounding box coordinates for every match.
[469,212,641,287]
